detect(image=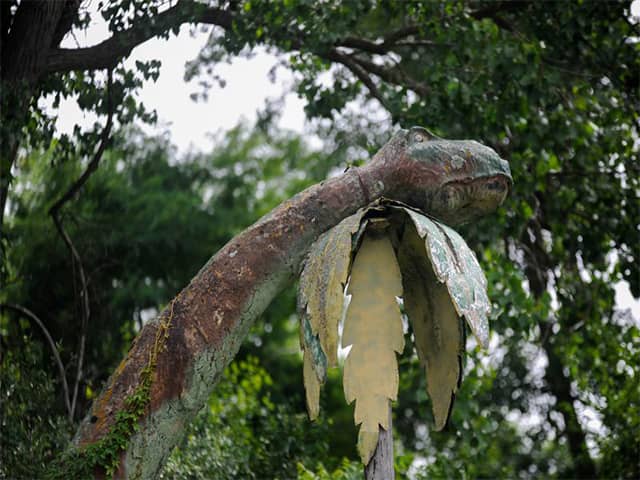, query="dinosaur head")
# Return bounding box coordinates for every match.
[375,126,512,225]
